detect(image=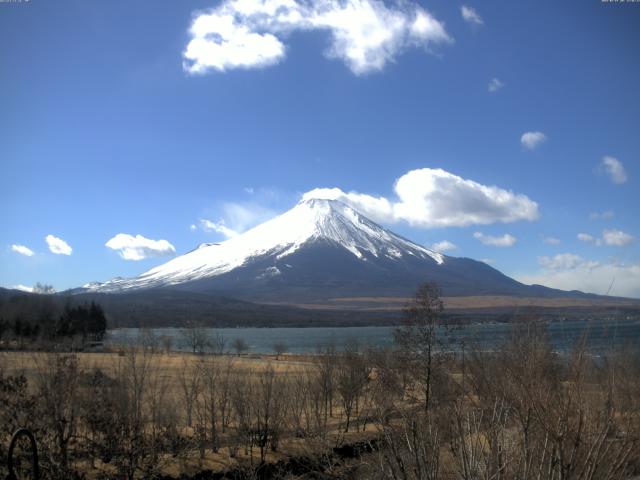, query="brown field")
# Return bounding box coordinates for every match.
[266,294,640,311]
[0,350,313,378]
